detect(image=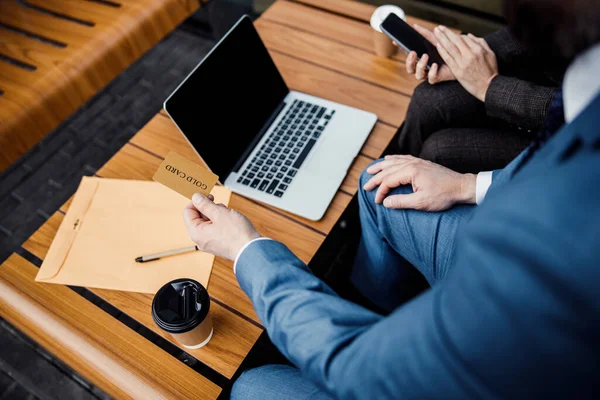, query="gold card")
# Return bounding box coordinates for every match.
[153,152,219,199]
